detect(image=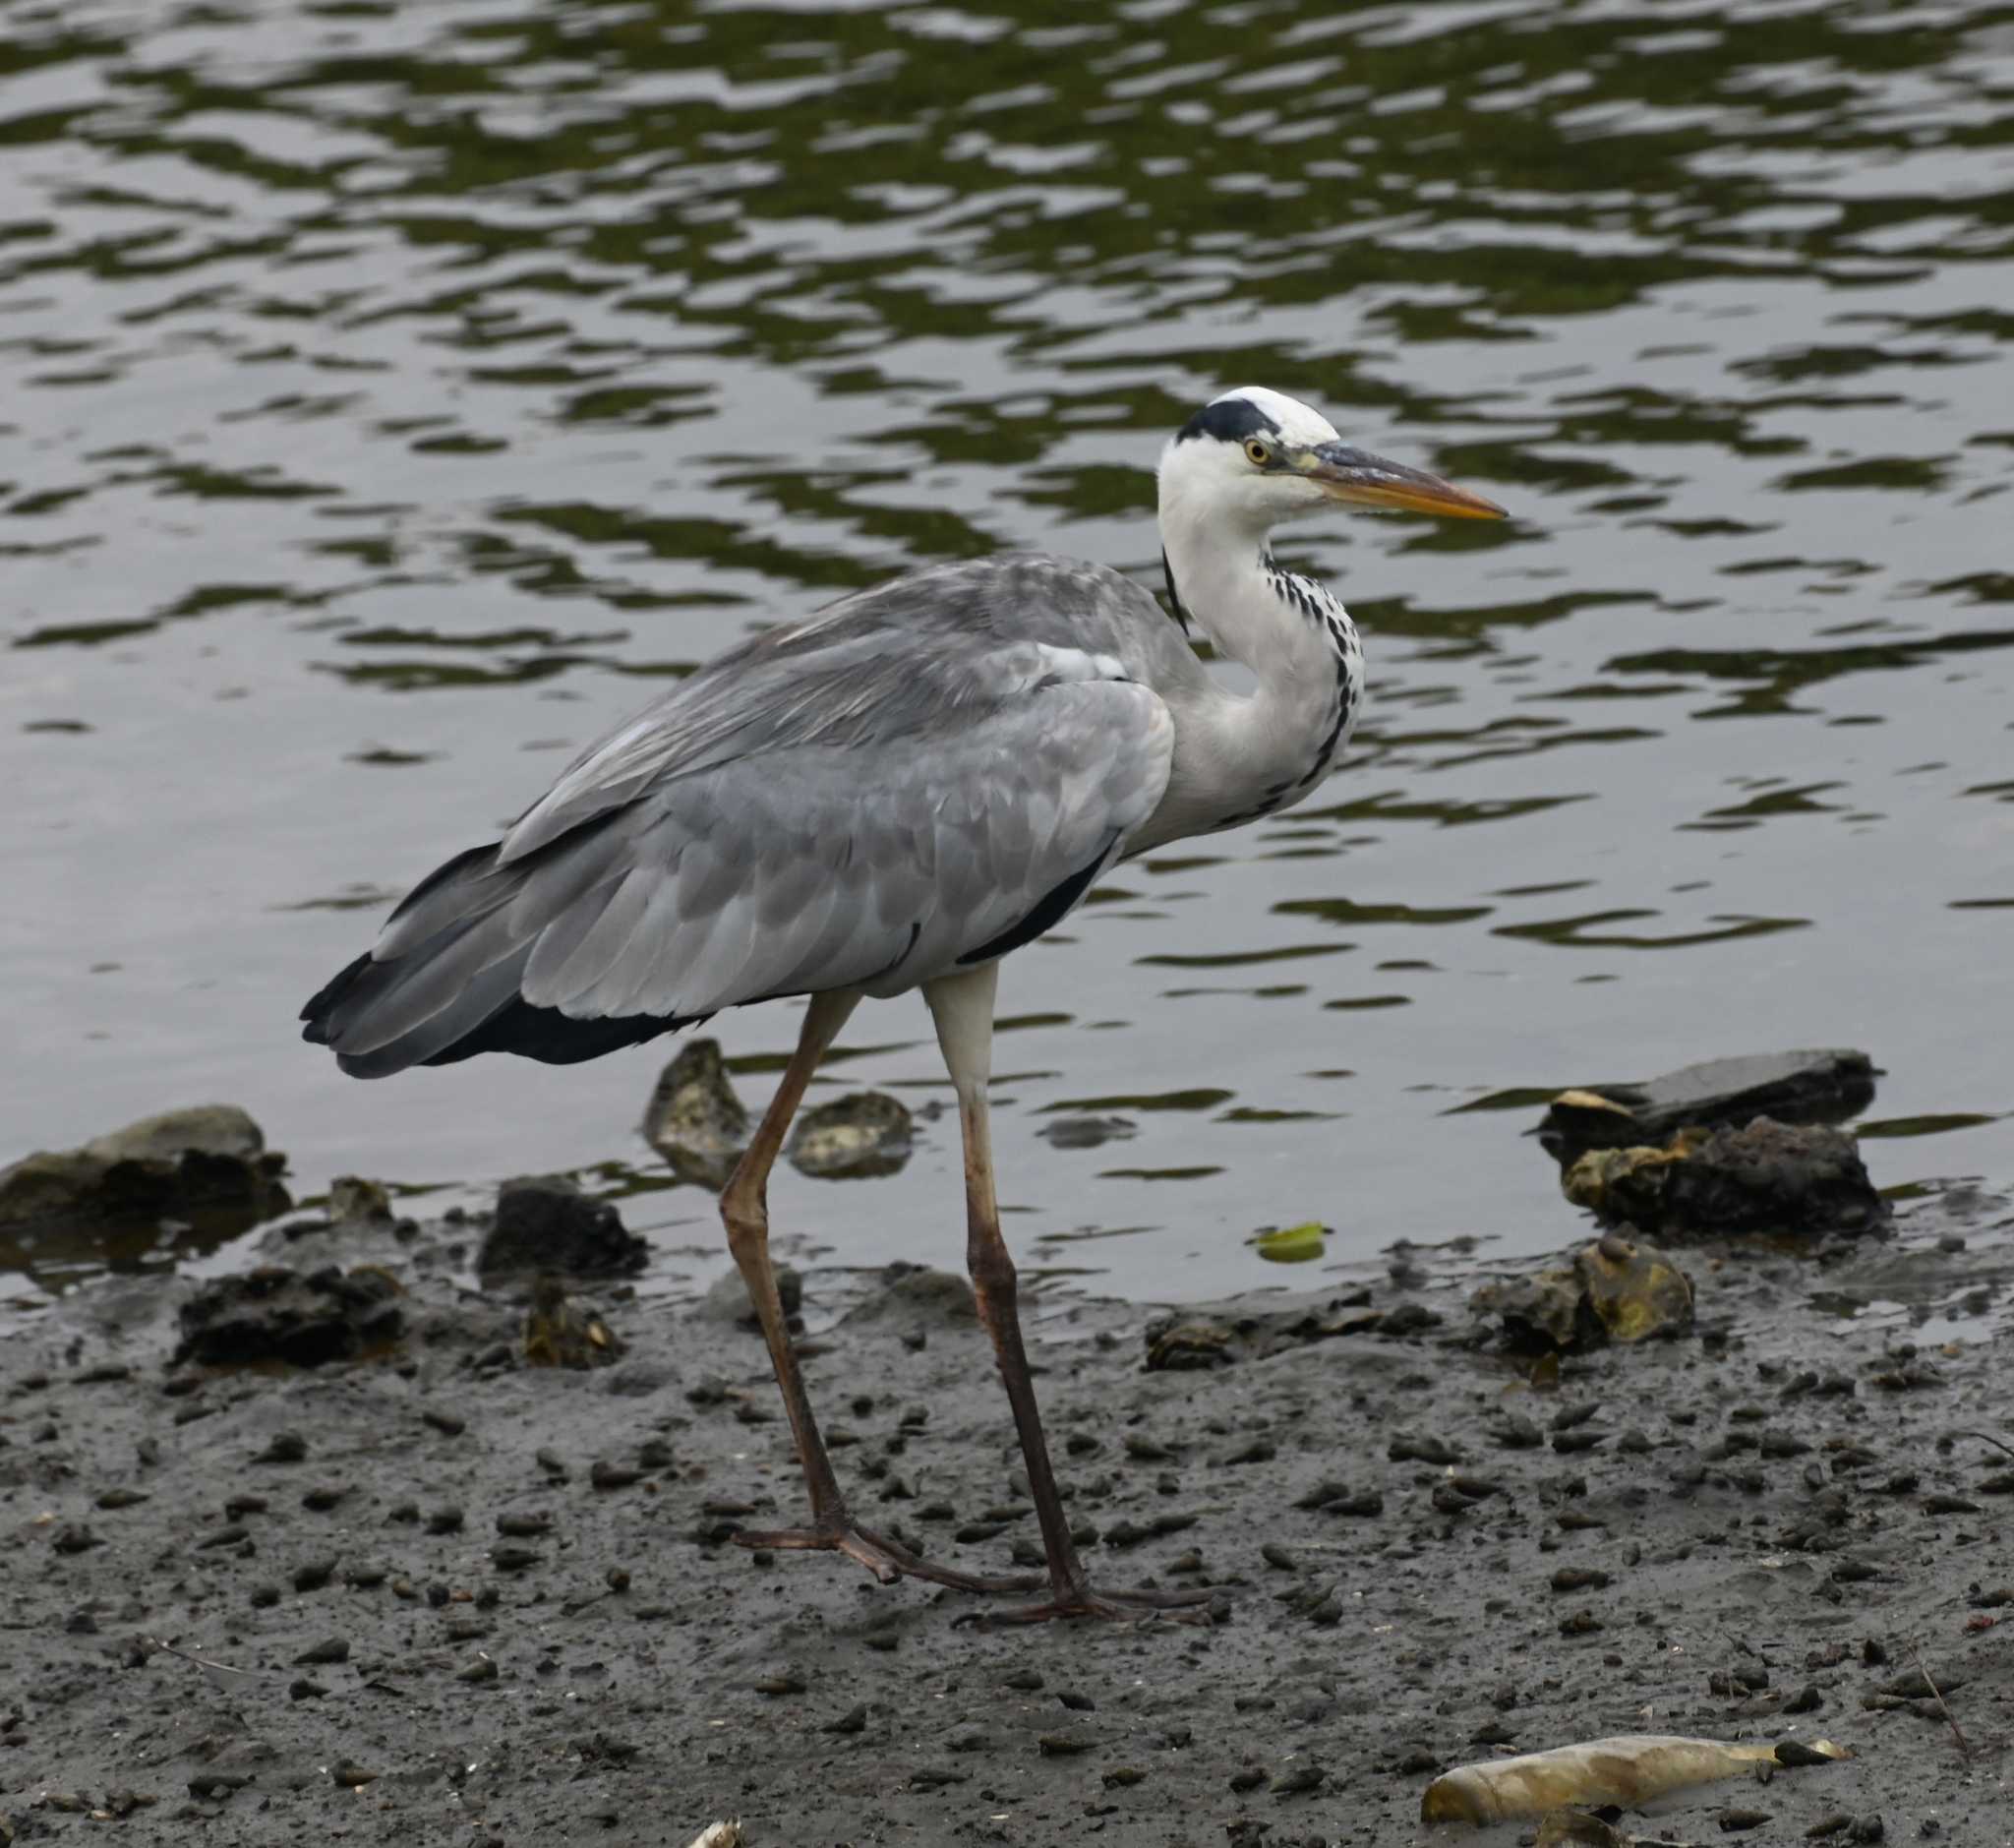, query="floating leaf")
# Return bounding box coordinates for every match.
[1251,1222,1327,1264]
